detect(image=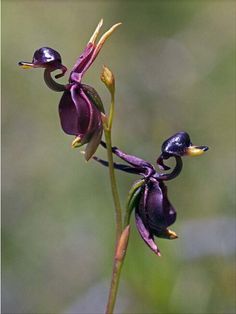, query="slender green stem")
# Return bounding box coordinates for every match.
[105,258,123,314]
[104,129,123,241]
[104,128,124,314]
[102,72,130,314]
[108,94,115,130]
[105,178,145,313]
